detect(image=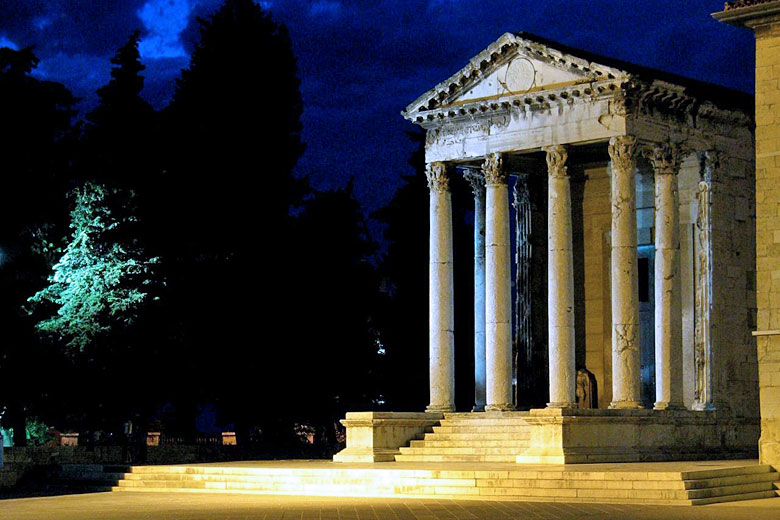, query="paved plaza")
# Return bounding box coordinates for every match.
[1,492,780,520]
